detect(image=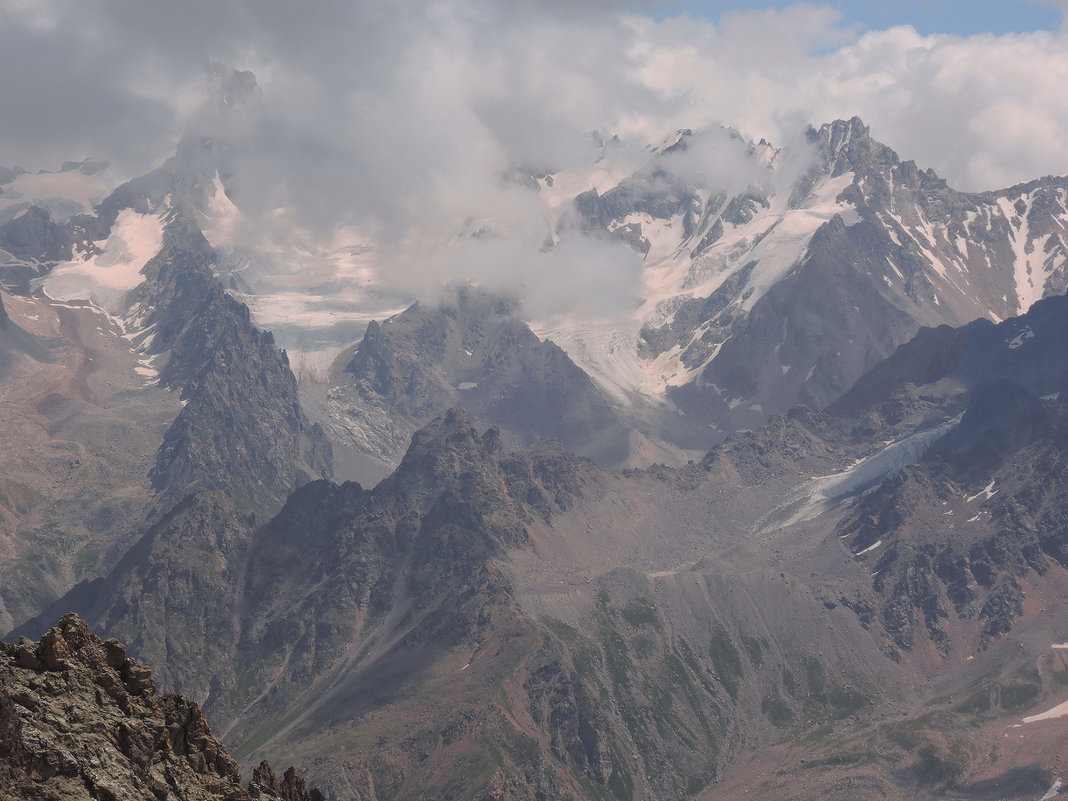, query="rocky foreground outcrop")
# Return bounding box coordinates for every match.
[0,613,320,801]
